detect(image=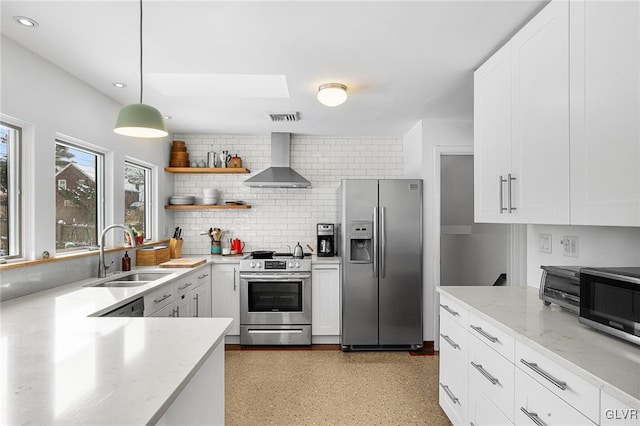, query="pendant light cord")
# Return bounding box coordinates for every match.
[139,0,143,104]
